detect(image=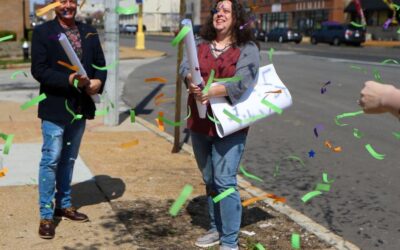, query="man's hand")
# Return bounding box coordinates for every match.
[85,79,102,95]
[69,73,90,88]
